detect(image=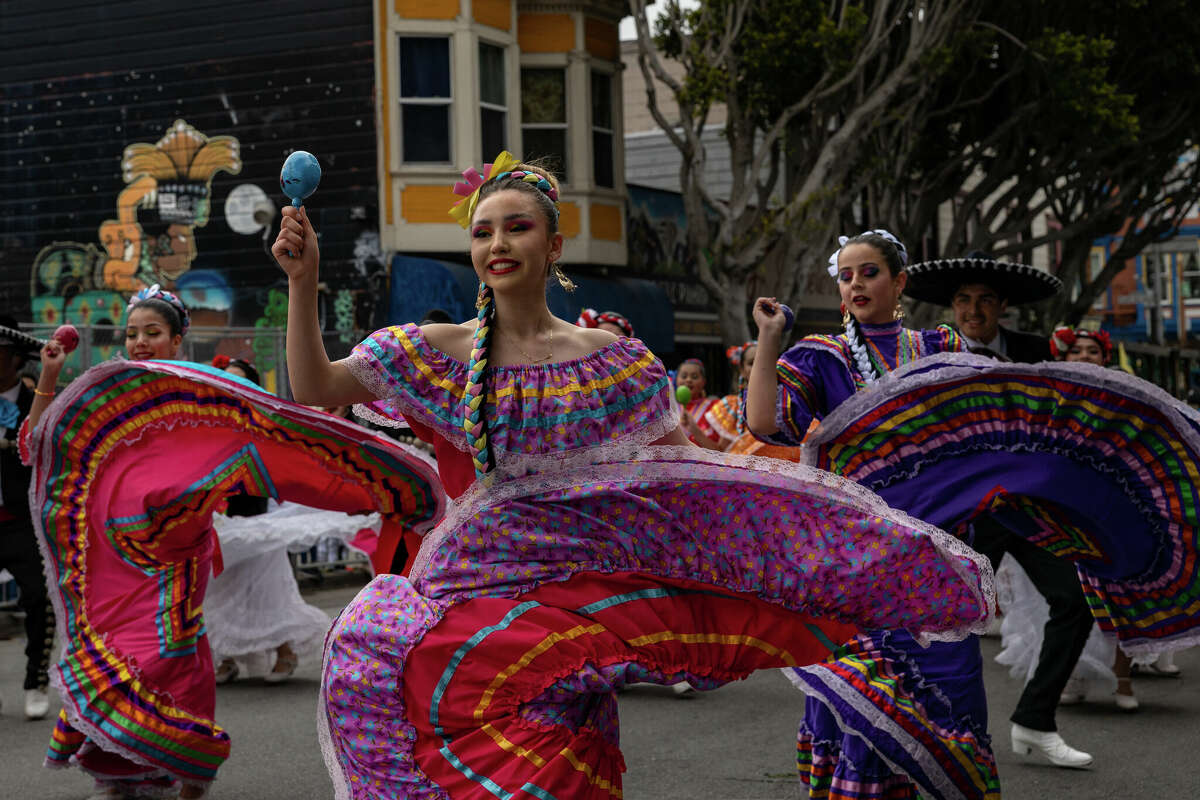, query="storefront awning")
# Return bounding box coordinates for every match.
[388,256,675,354]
